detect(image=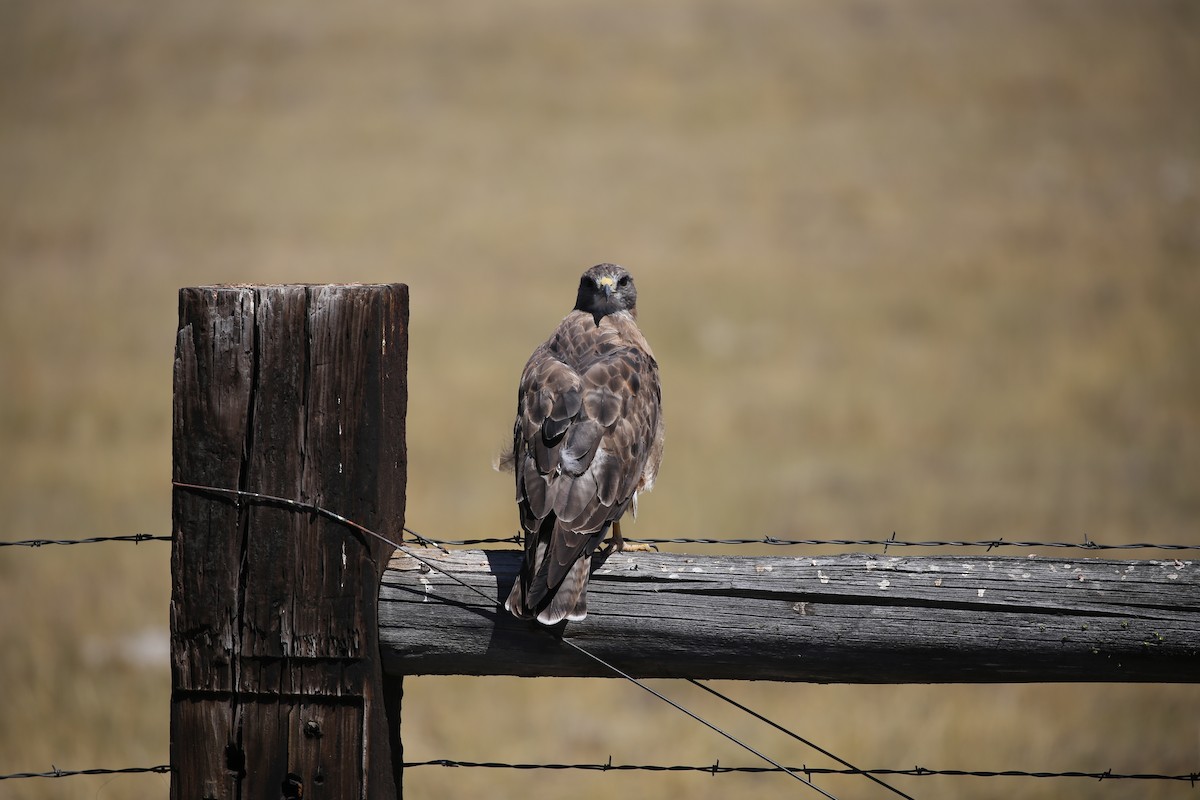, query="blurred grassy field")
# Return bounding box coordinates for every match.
[1,1,1198,797]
